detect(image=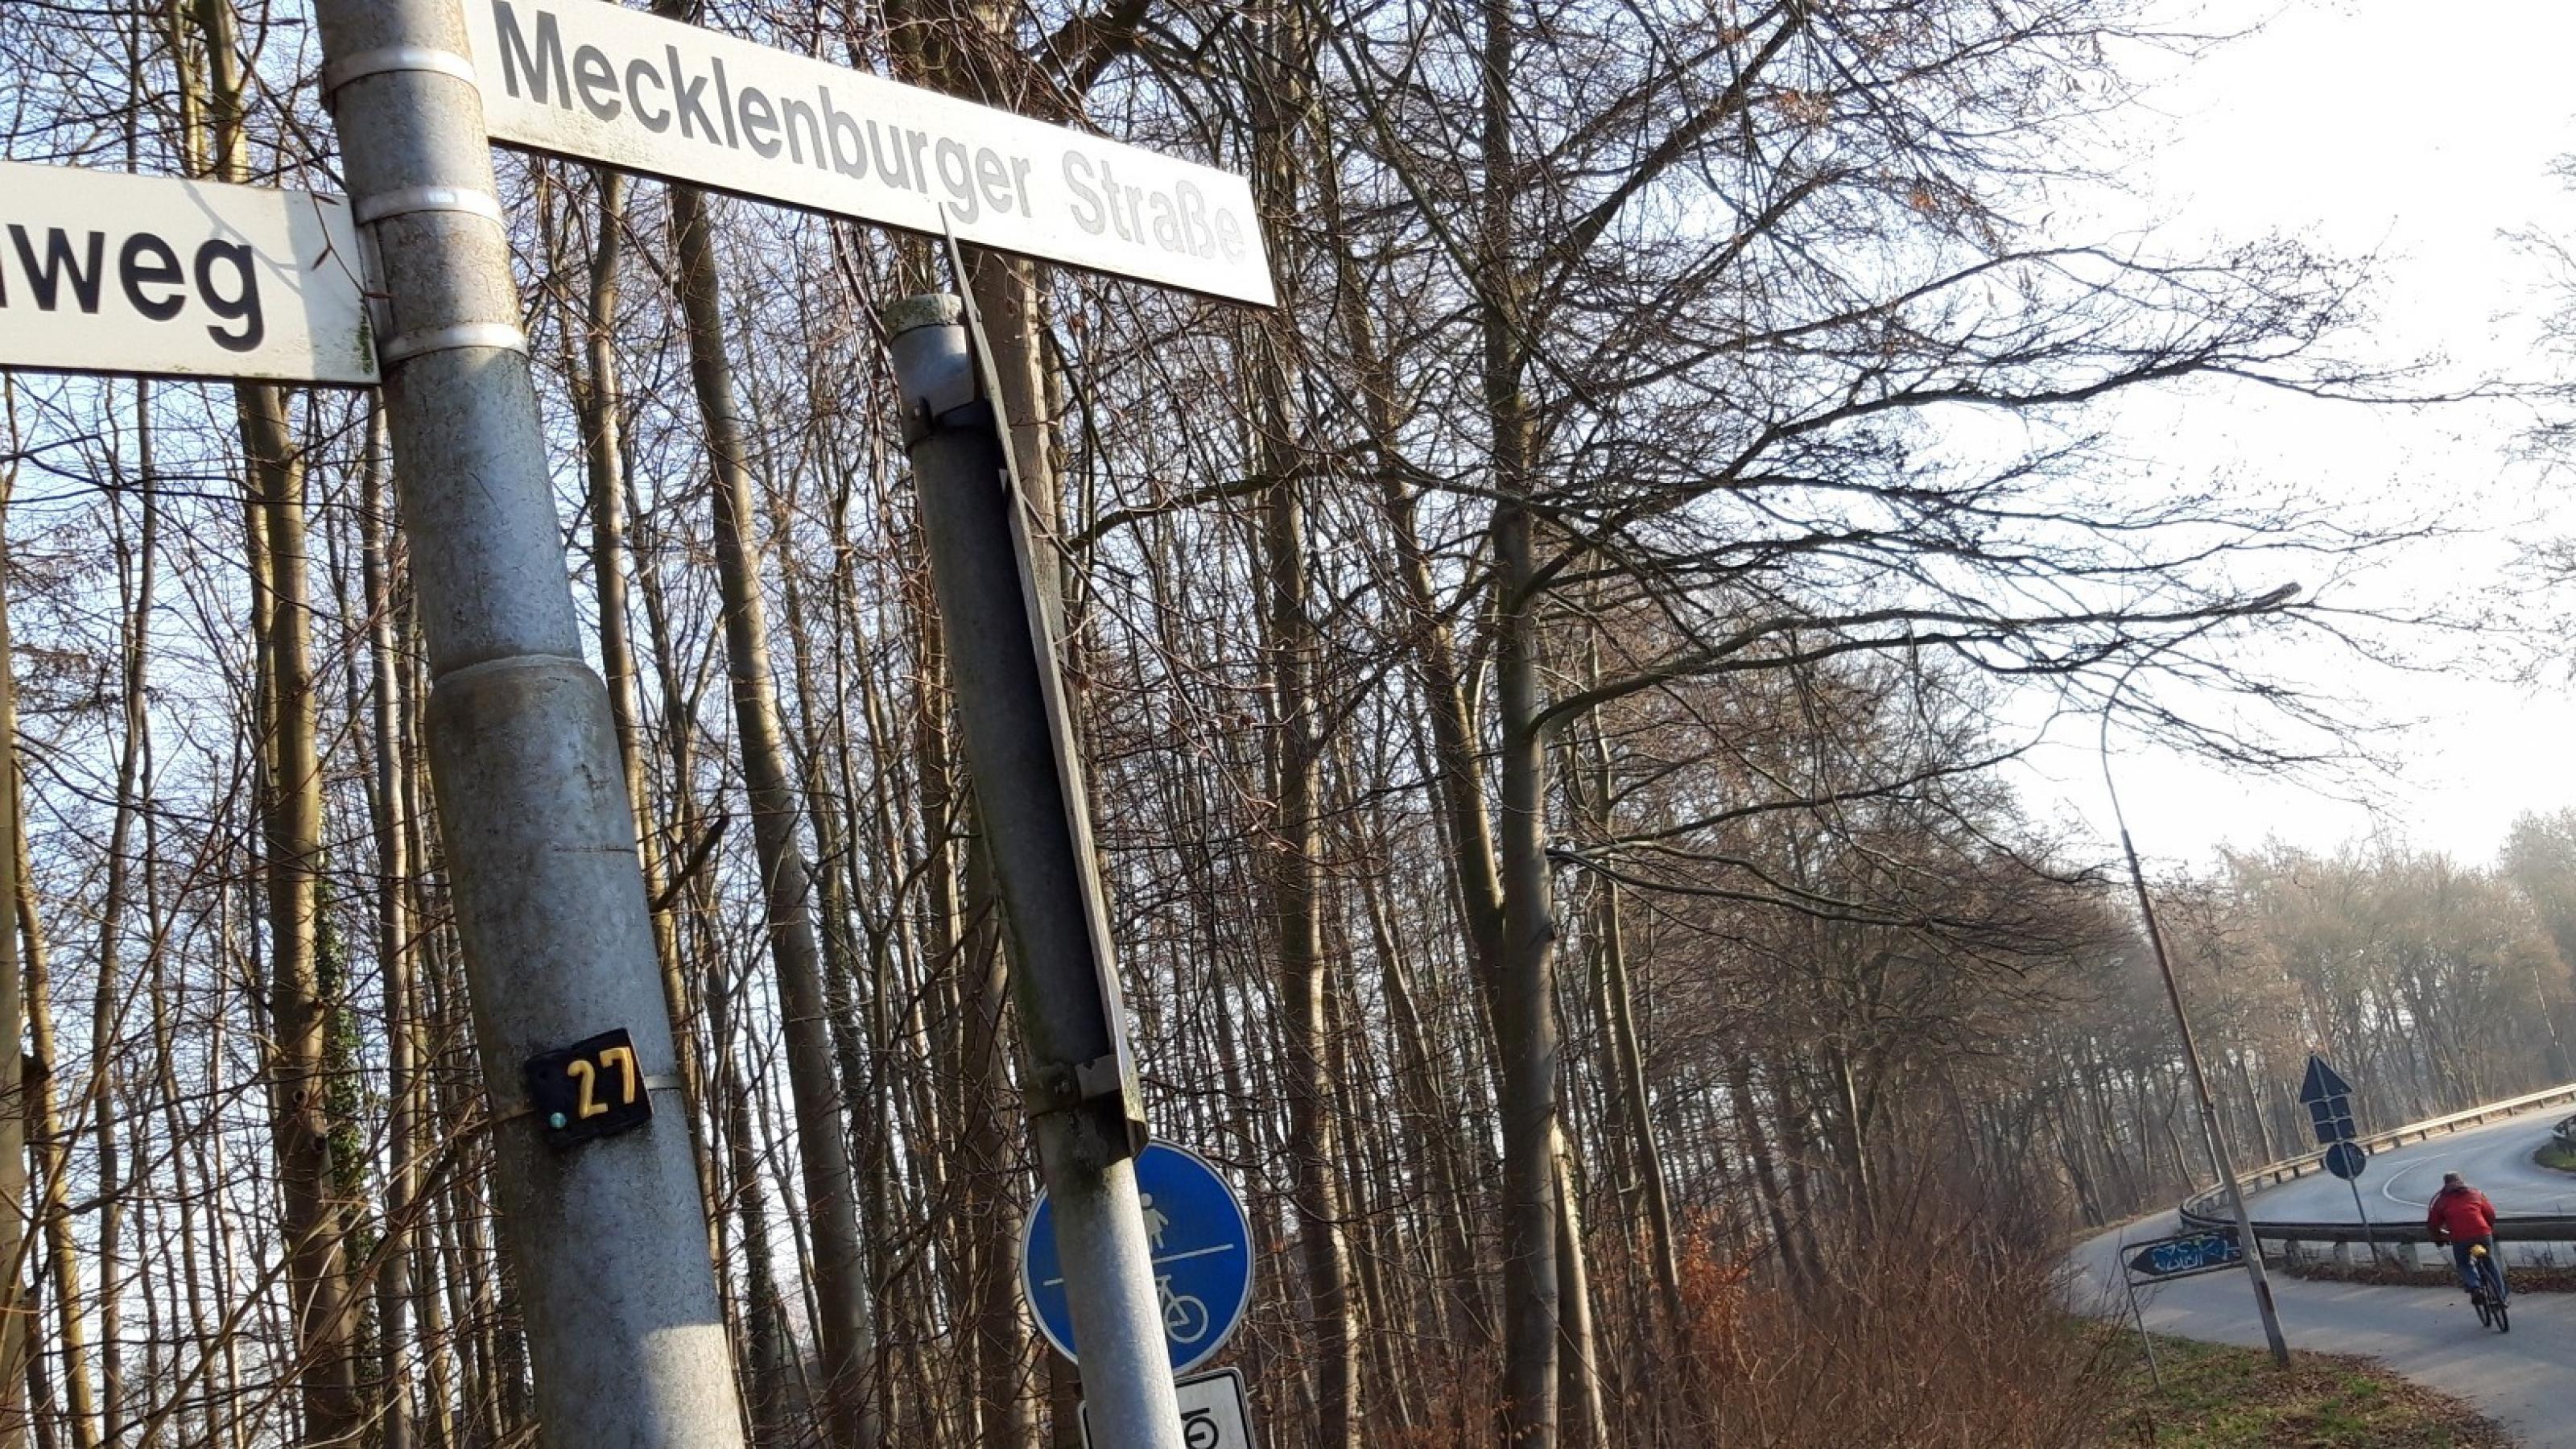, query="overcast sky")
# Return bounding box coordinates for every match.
[2005,0,2576,872]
